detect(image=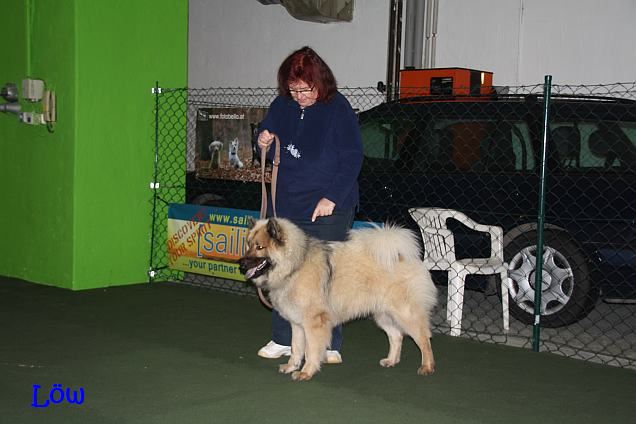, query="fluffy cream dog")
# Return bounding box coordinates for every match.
[239,217,438,381]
